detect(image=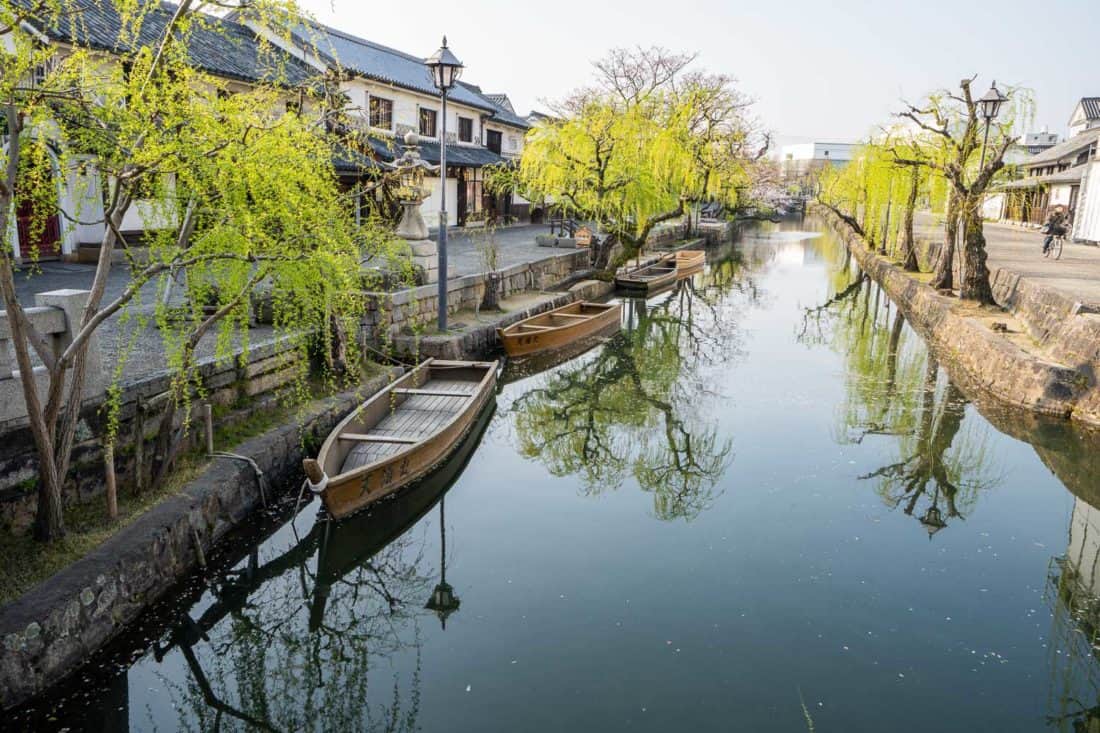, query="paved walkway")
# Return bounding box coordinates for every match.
[914,212,1100,306]
[444,223,580,276]
[8,222,568,381]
